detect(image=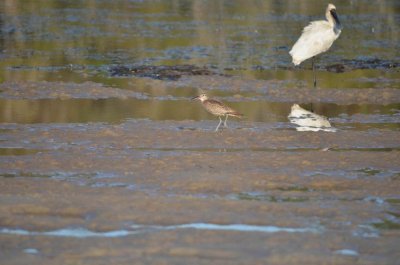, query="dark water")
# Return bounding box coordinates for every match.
[0,0,399,124]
